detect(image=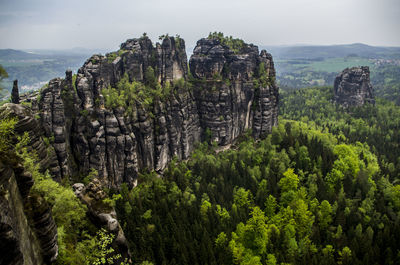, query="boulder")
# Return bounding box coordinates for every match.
[334,66,375,107]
